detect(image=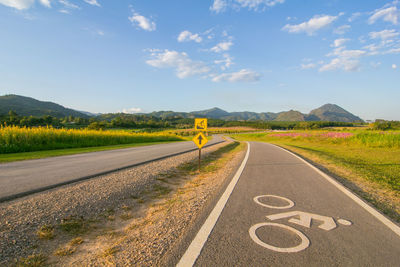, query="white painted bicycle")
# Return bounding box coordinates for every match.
[249,195,352,253]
